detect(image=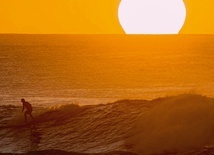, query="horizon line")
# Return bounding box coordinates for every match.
[0,33,213,35]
